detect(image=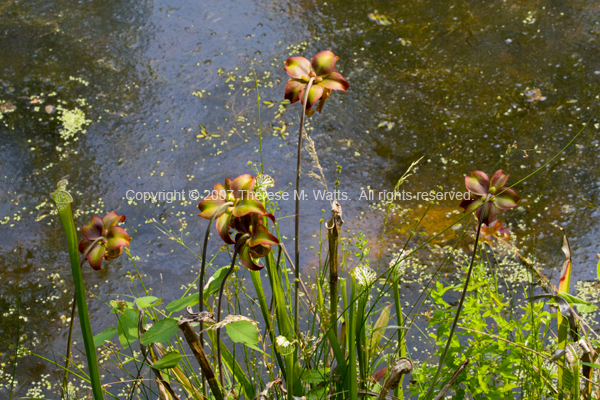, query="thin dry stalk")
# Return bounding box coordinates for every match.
[179,321,223,400]
[432,359,469,400]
